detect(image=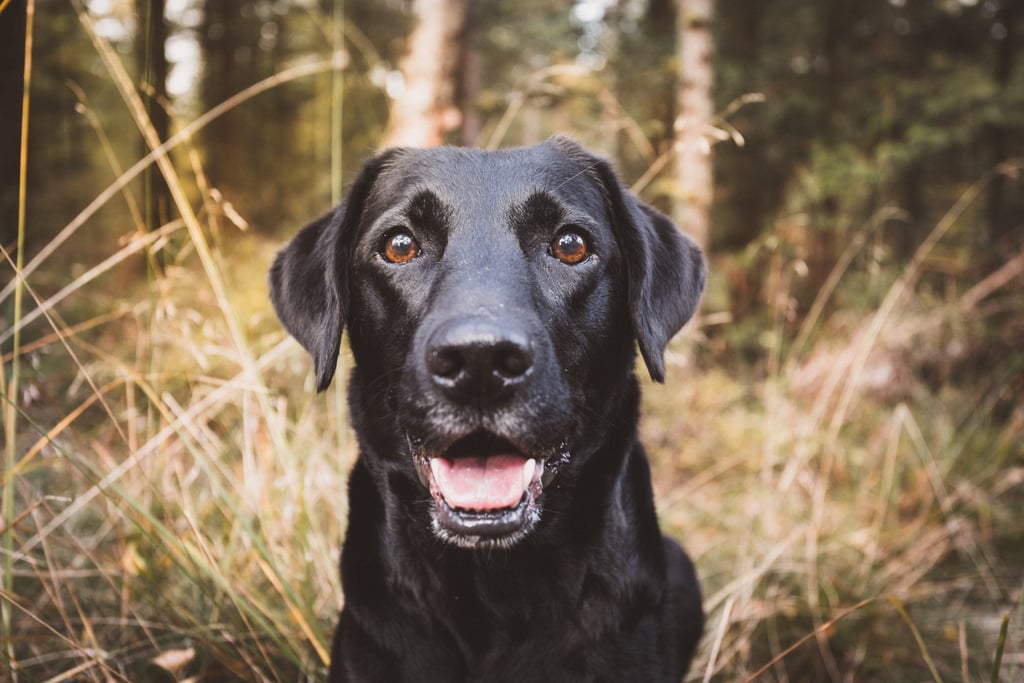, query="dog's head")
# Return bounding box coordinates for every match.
[270,137,705,548]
